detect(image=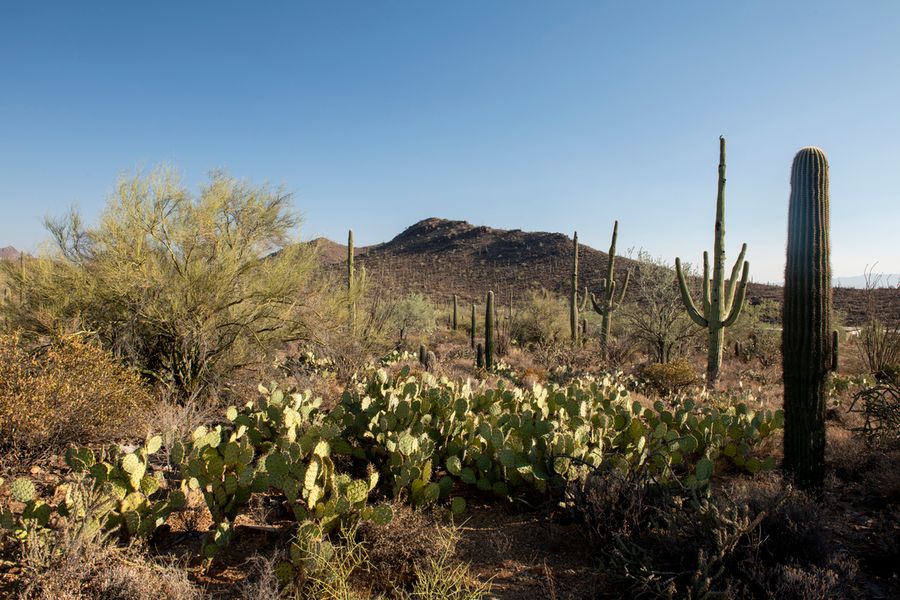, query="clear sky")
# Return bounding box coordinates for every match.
[1,1,898,283]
